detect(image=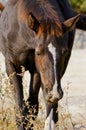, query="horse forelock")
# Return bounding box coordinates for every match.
[21,0,62,37]
[38,19,62,38]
